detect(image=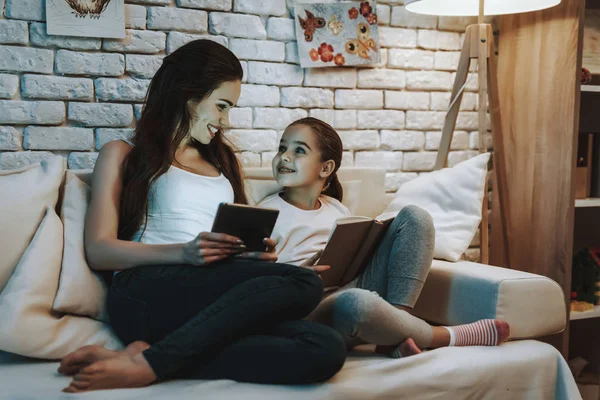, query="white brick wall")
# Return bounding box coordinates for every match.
[0,0,483,217]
